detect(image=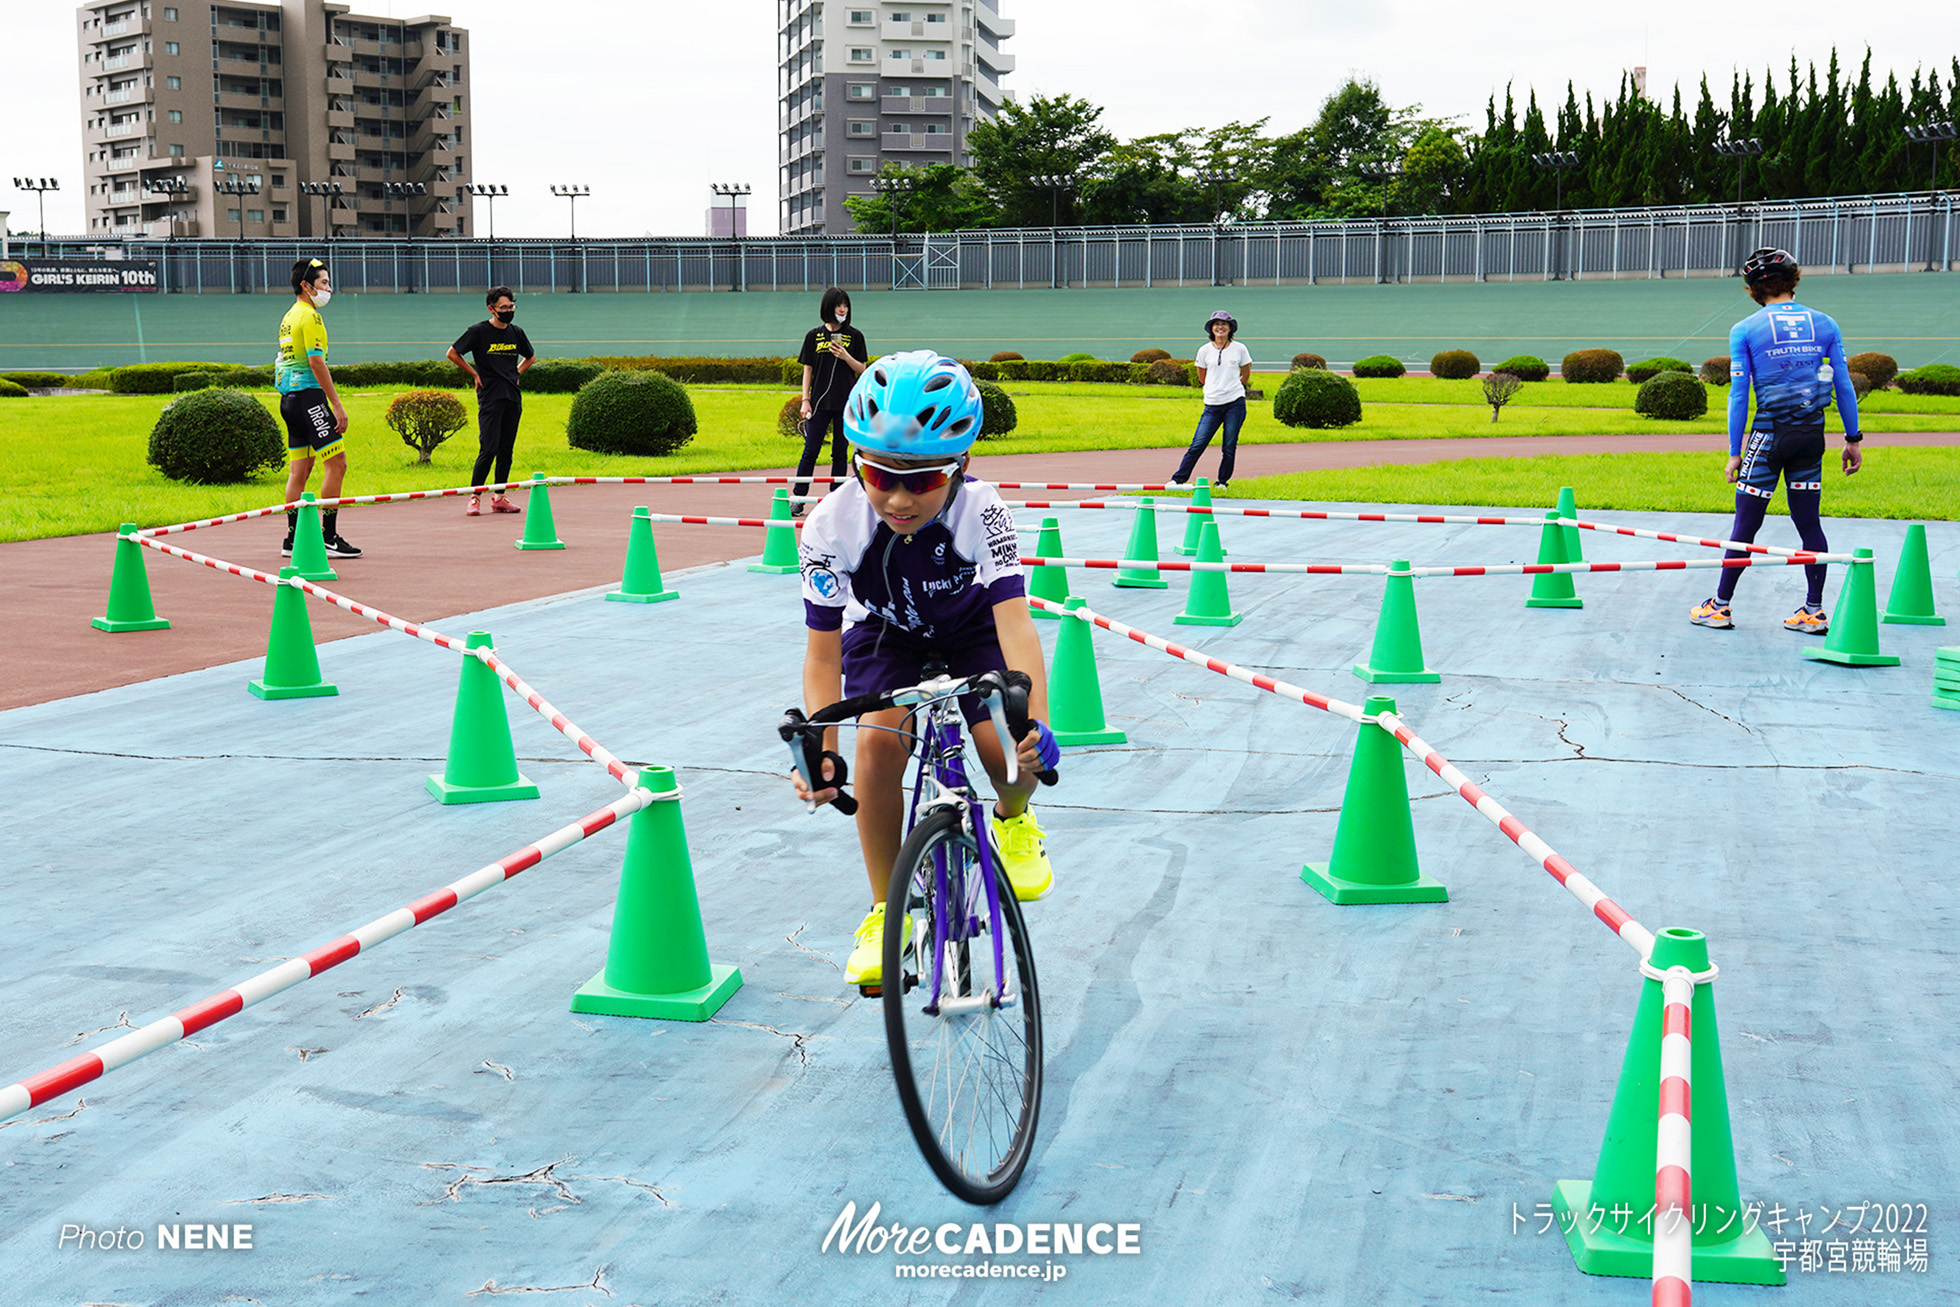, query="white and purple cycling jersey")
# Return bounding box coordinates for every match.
[798,475,1026,642]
